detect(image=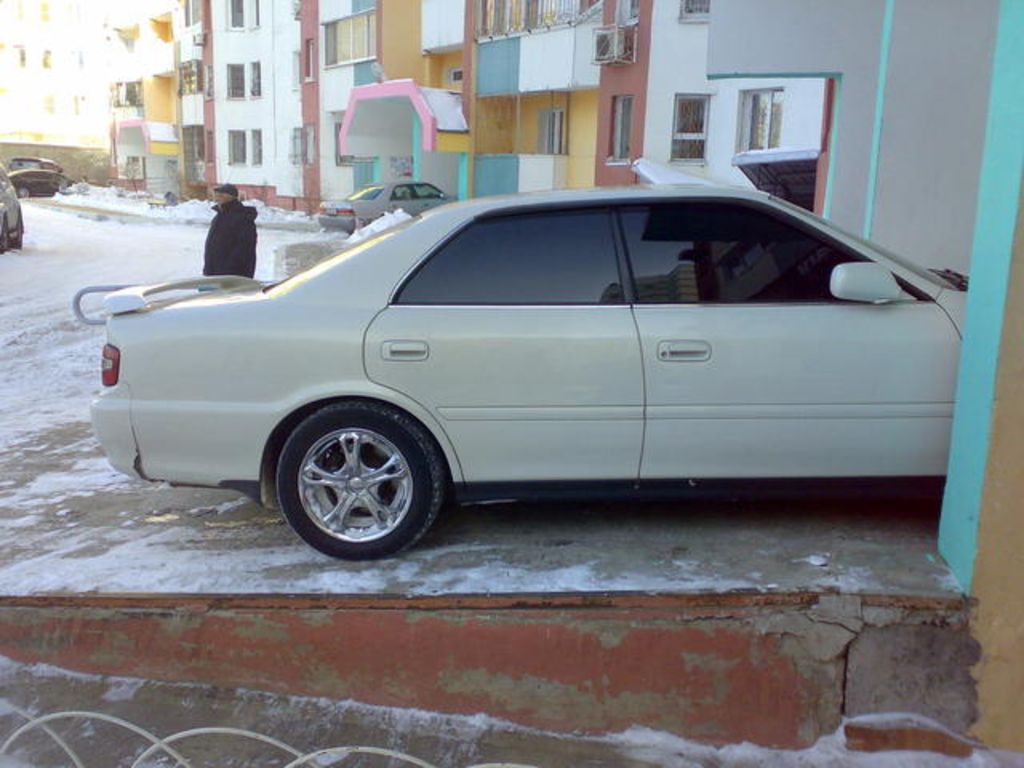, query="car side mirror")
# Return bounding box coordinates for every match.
[830,263,903,304]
